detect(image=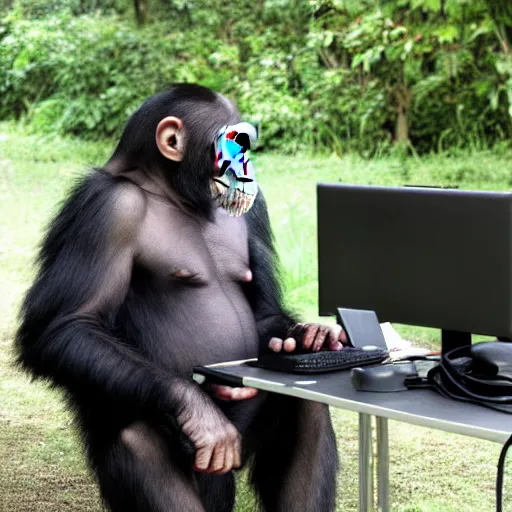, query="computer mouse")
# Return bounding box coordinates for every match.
[351,362,417,392]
